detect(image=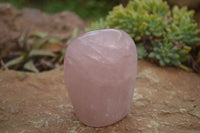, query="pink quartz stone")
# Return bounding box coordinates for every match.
[64,29,137,127]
